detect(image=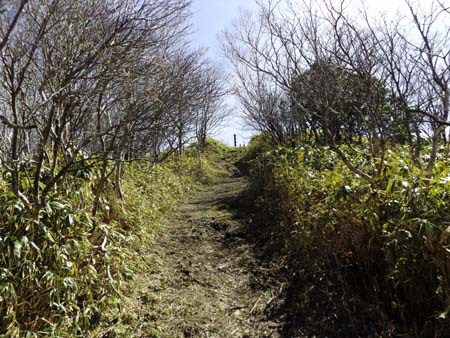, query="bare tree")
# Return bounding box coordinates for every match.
[223,0,450,180]
[404,0,450,176]
[0,0,29,52]
[194,61,228,152]
[0,0,206,211]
